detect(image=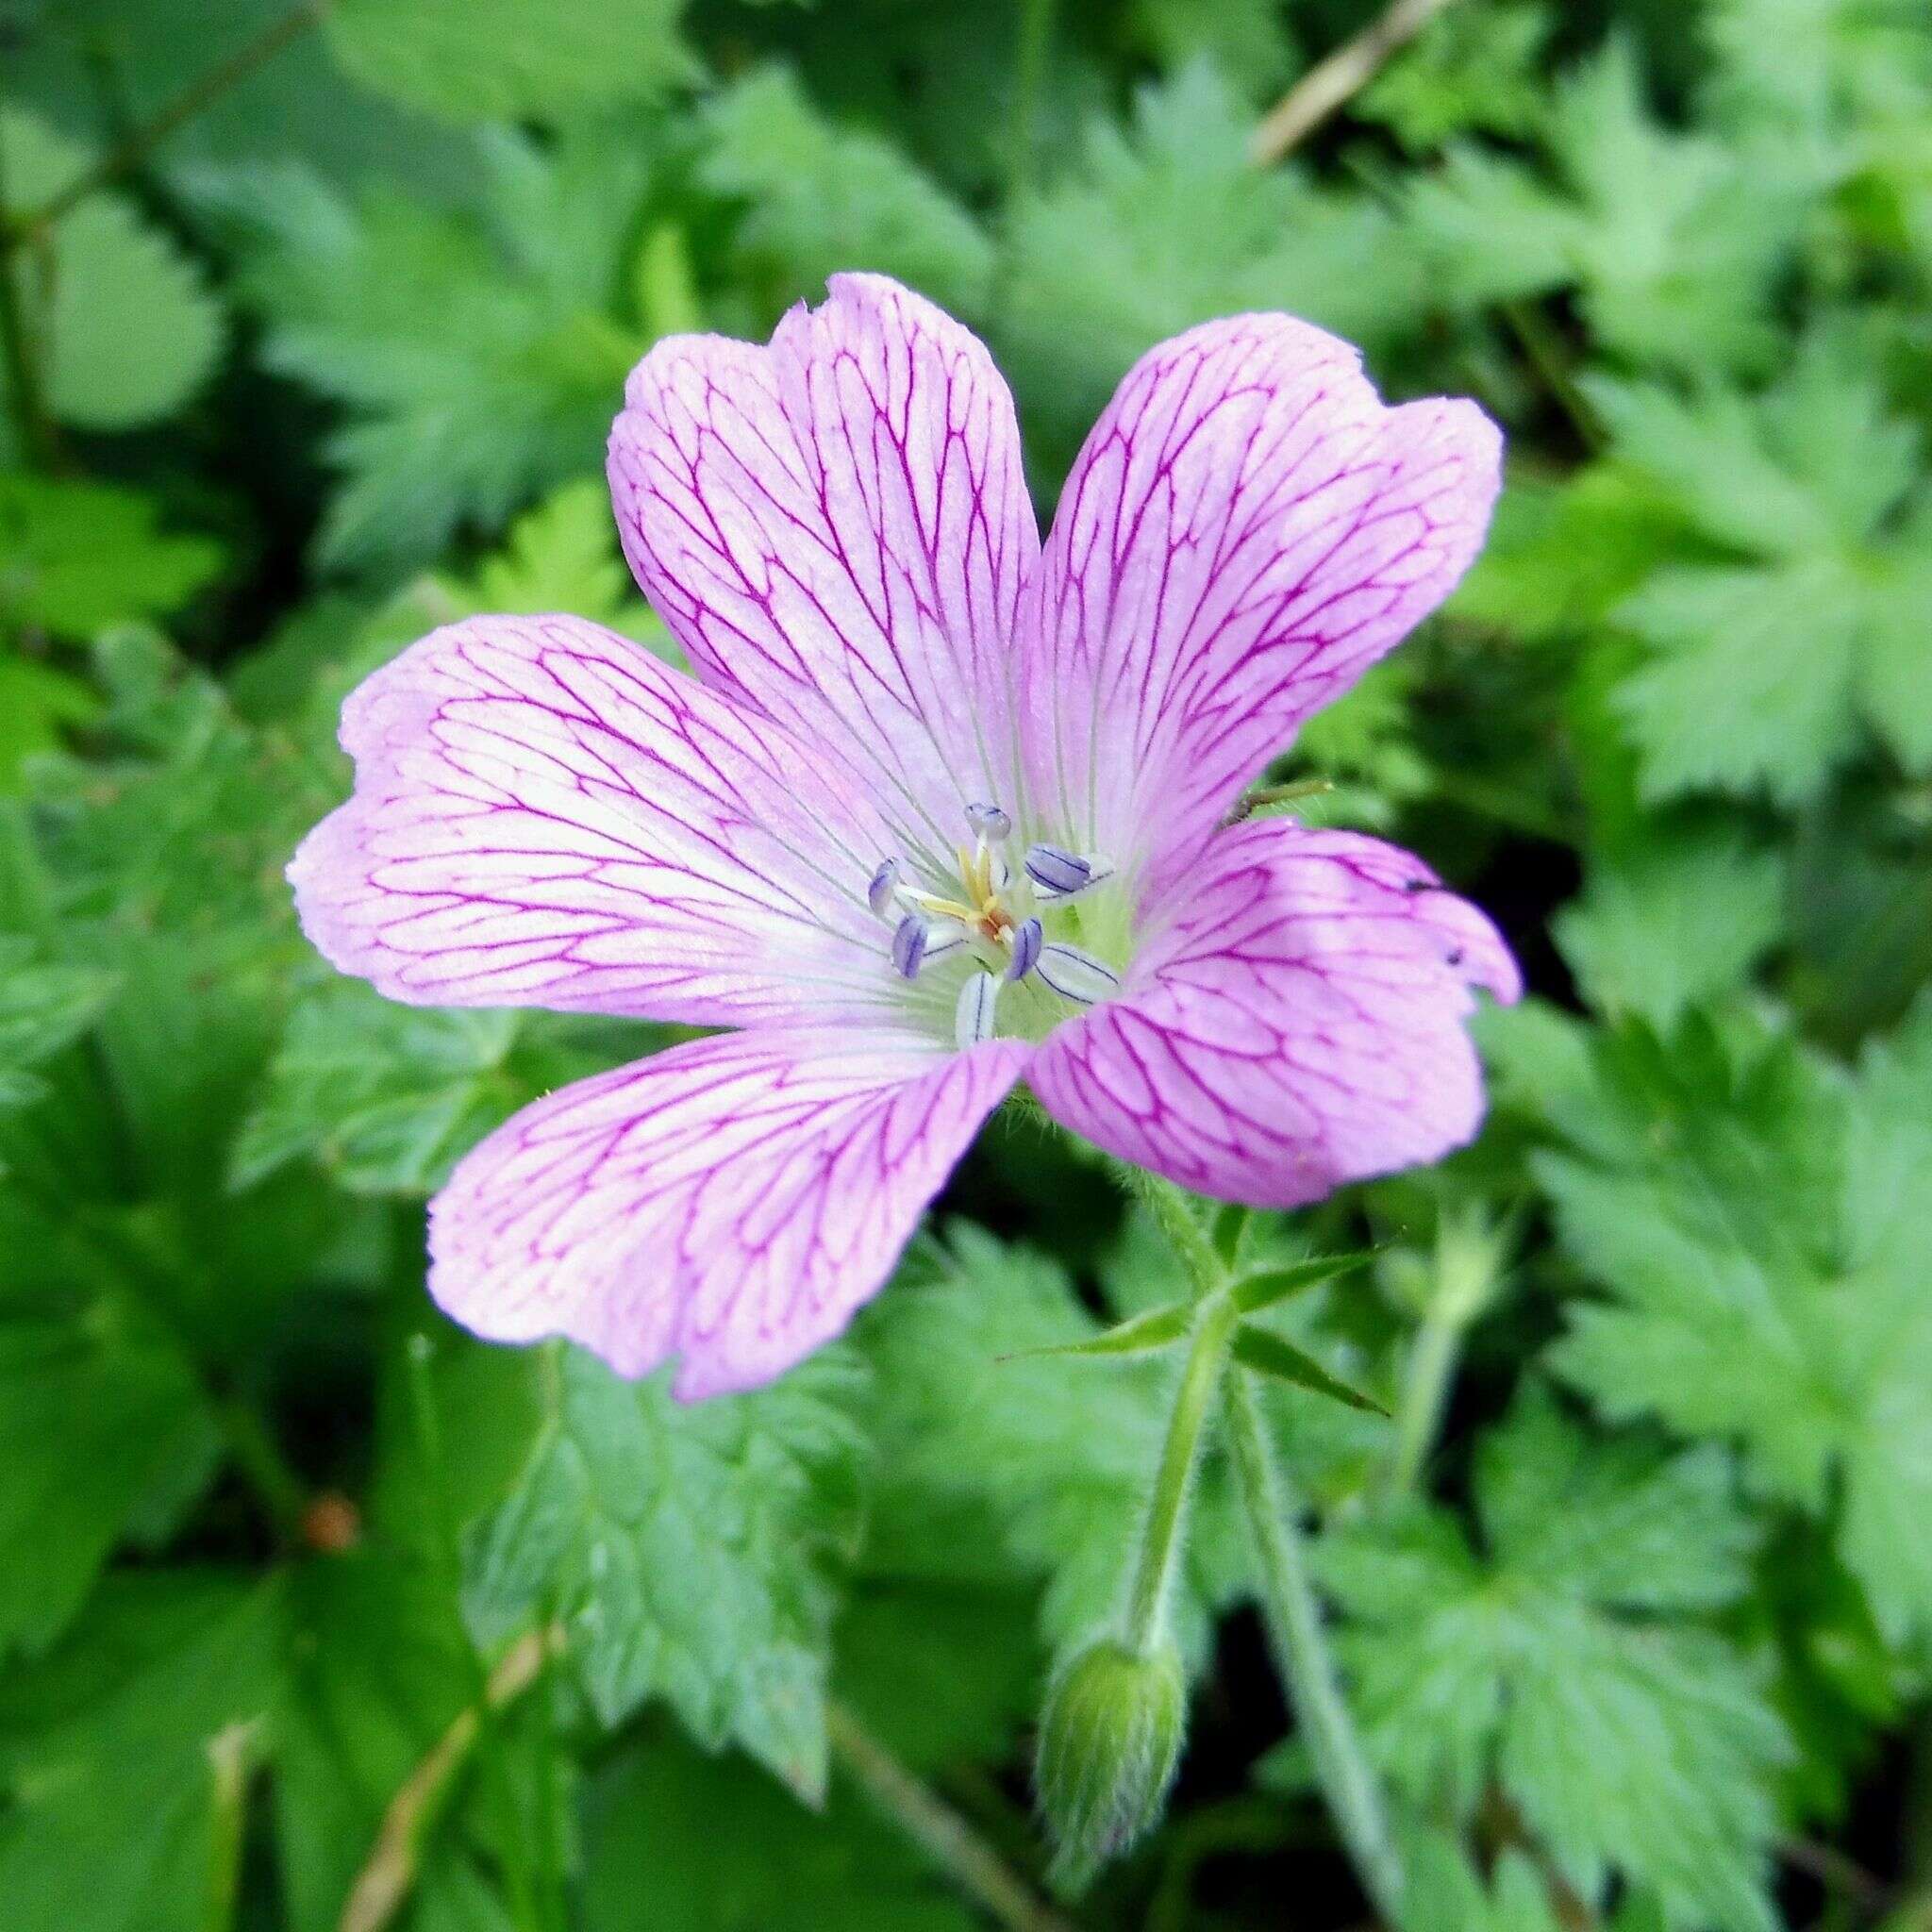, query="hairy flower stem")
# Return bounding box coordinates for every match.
[1224,1371,1406,1921]
[1127,1167,1406,1918]
[828,1701,1078,1932]
[1123,1287,1241,1652]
